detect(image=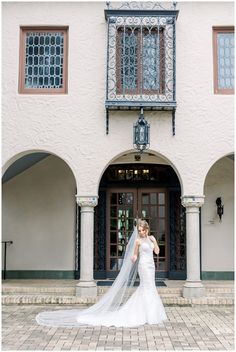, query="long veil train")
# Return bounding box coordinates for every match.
[36,226,139,328]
